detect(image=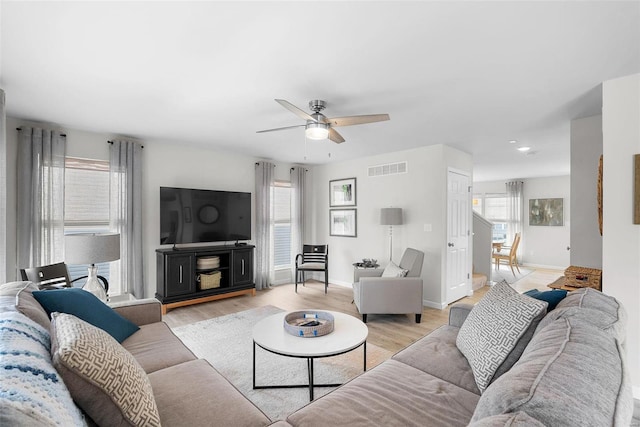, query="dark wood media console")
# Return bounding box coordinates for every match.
[156,245,255,314]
